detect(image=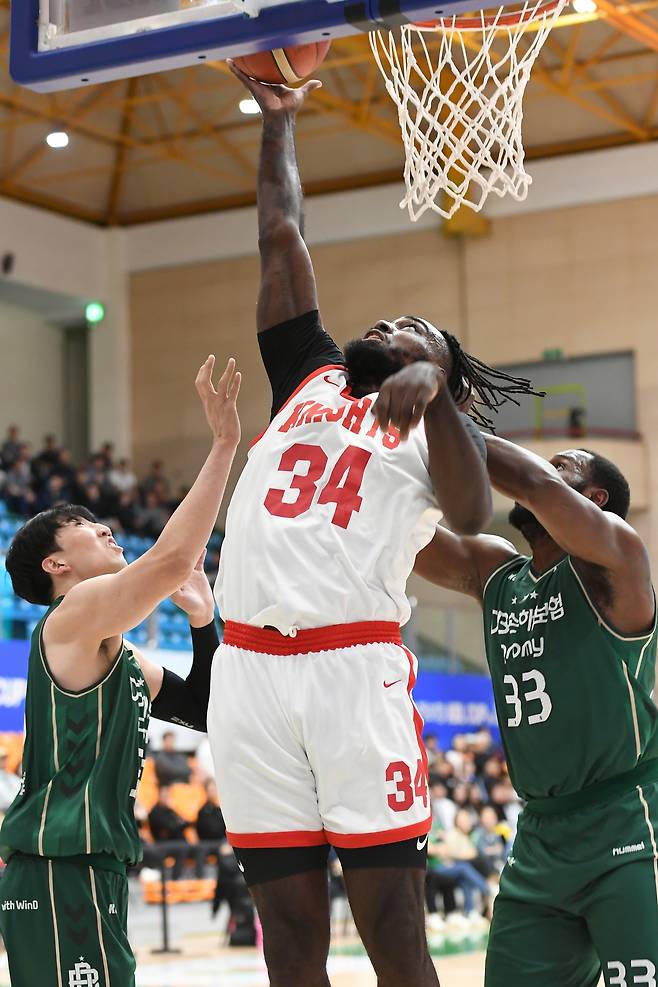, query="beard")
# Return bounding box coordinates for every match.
[509,476,587,545]
[508,503,545,541]
[343,338,406,396]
